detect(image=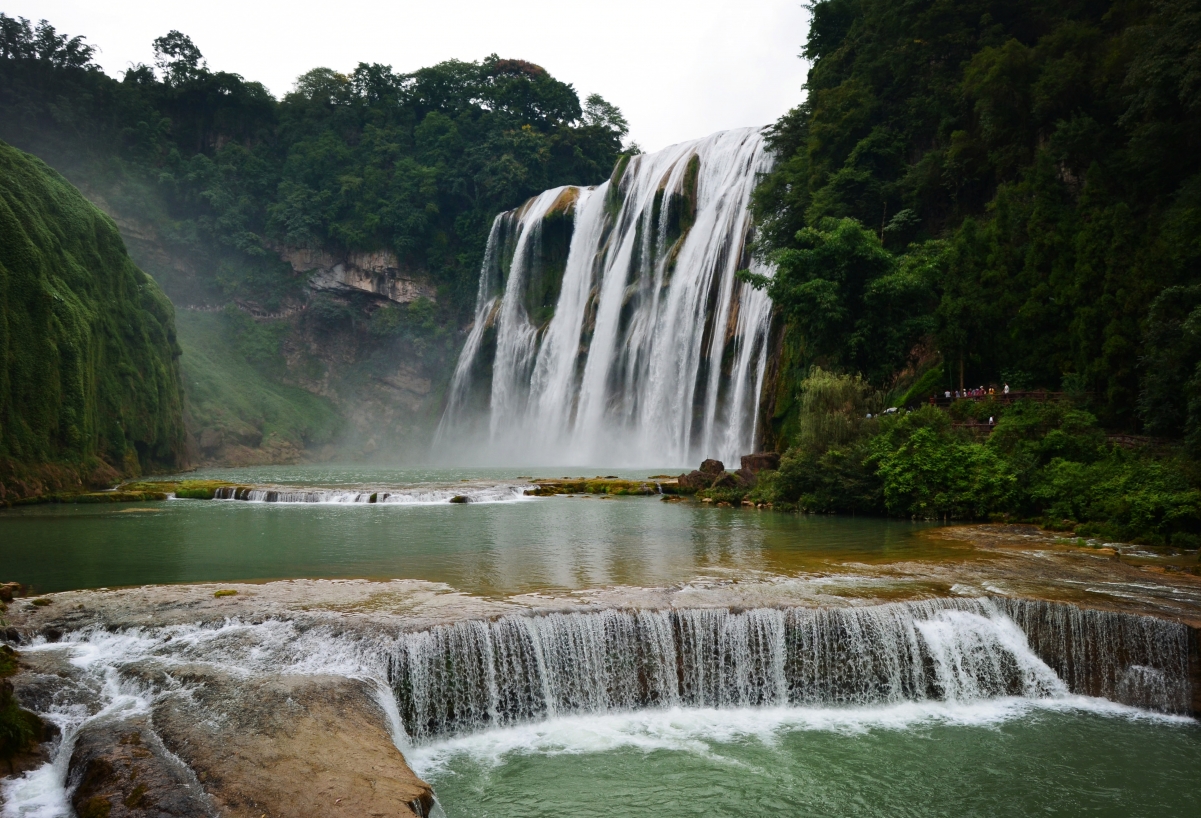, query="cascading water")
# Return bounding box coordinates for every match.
[2,596,1193,814]
[436,128,775,466]
[389,599,1195,742]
